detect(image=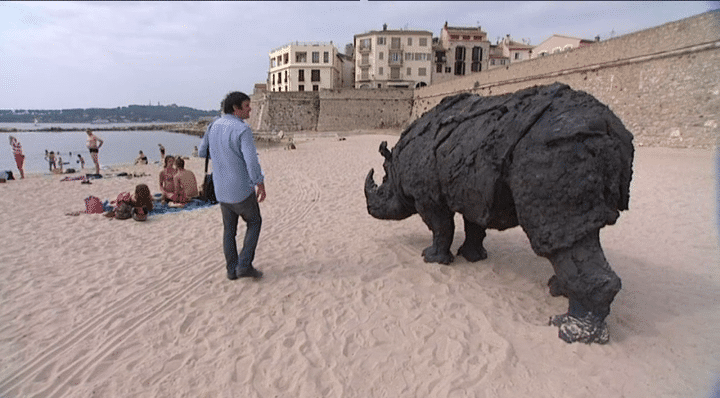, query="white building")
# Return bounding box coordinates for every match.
[533,34,598,58]
[354,25,433,89]
[267,42,344,92]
